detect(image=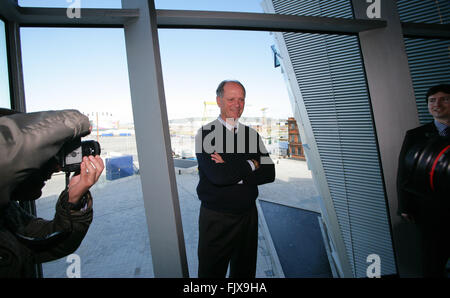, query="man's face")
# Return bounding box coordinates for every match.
[428,91,450,123]
[11,158,60,201]
[217,82,245,122]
